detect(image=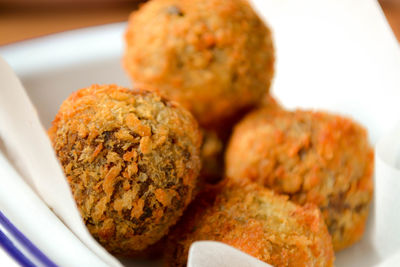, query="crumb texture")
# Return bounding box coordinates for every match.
[49,84,202,255]
[226,107,374,250]
[124,0,274,128]
[166,180,335,267]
